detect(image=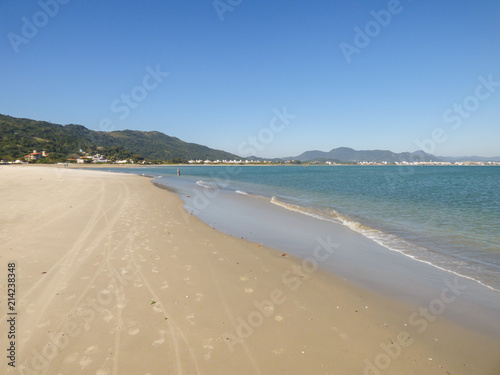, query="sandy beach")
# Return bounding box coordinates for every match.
[1,166,499,375]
